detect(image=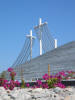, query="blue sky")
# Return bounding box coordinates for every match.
[0,0,75,71]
